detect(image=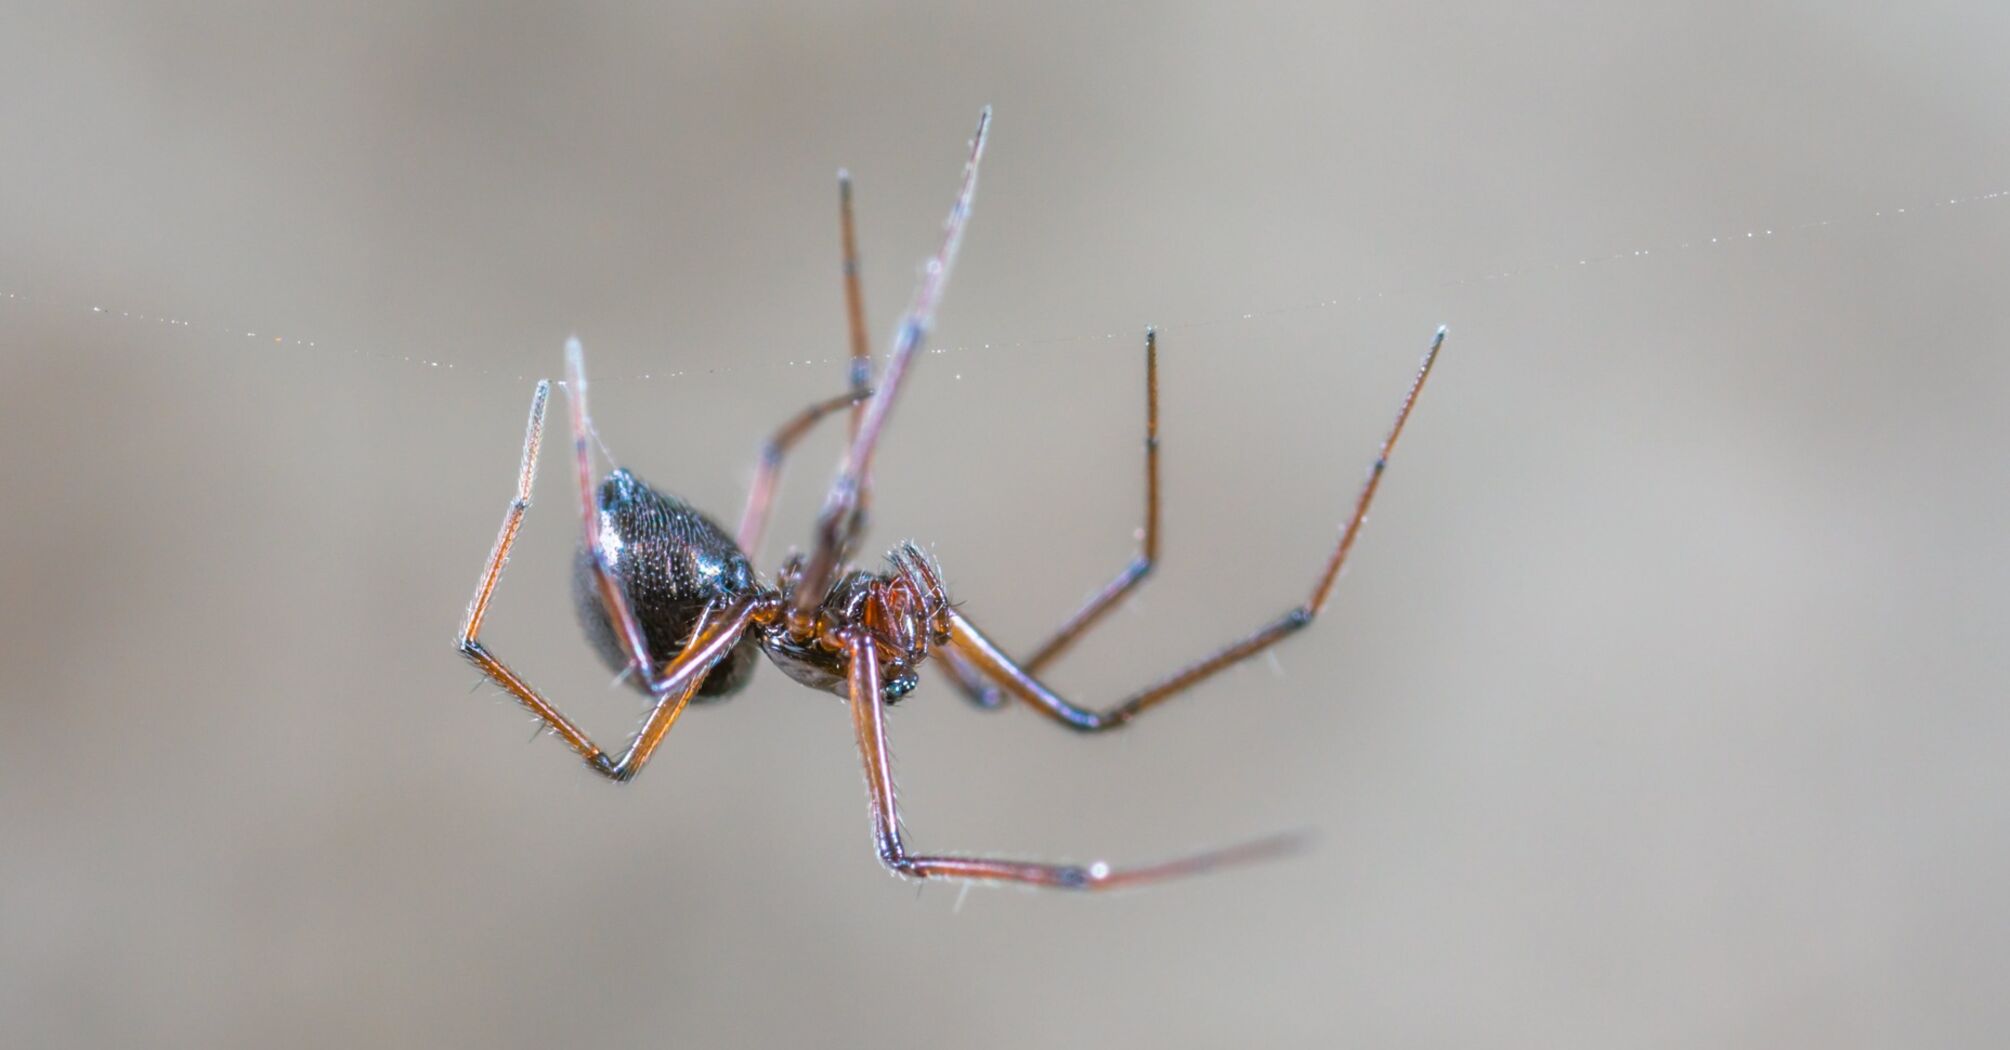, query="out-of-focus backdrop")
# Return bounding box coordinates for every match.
[4,4,2006,1047]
